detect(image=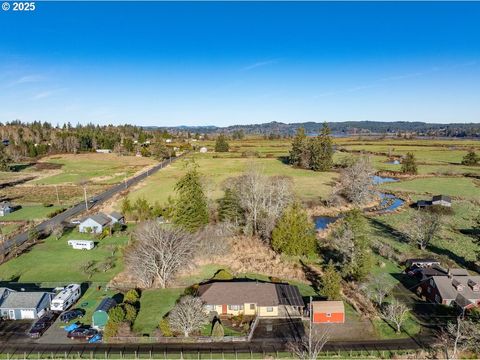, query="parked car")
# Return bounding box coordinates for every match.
[60,309,84,323]
[67,327,98,341]
[27,312,58,338]
[88,333,103,343]
[70,219,81,224]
